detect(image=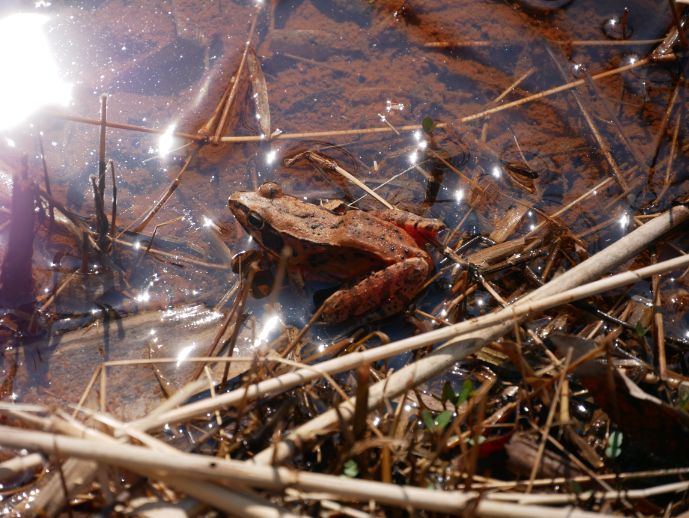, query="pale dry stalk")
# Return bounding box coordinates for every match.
[254,205,689,463]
